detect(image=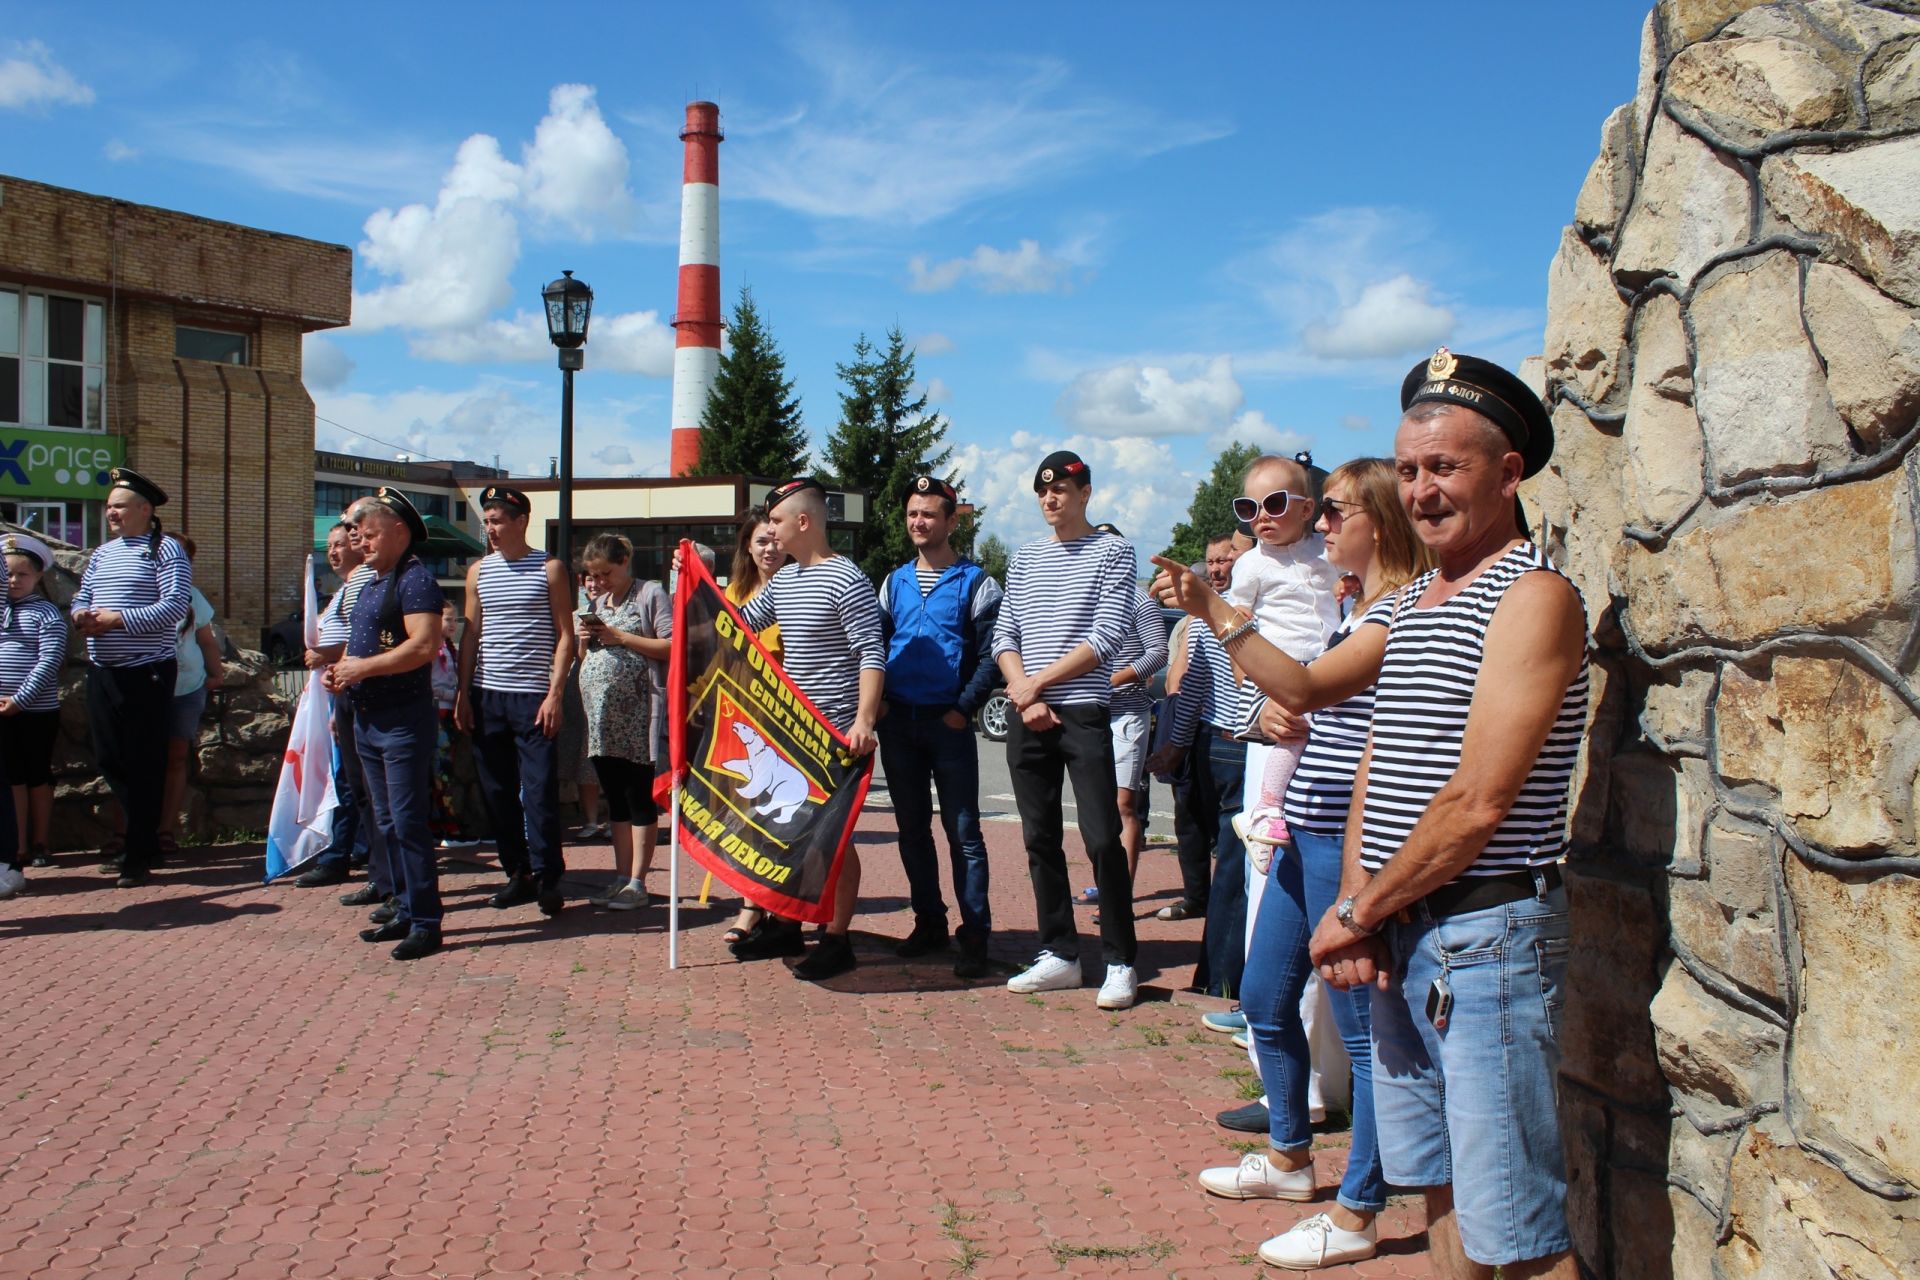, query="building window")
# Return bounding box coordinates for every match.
[0,498,96,548]
[0,287,106,431]
[176,326,250,365]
